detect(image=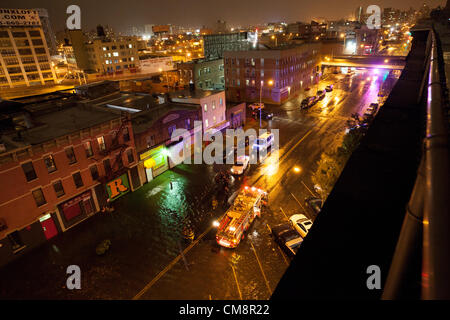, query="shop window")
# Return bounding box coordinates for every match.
[168,125,176,137]
[53,180,65,198]
[22,161,37,181]
[65,147,77,164]
[32,188,46,207]
[72,172,83,188]
[44,155,57,173]
[7,231,25,252]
